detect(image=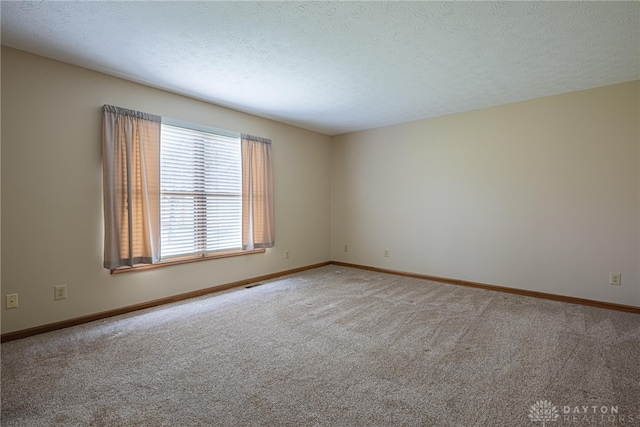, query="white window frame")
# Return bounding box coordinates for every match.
[160,118,243,260]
